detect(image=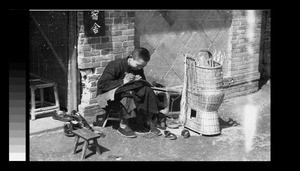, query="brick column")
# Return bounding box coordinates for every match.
[76,10,135,117]
[223,10,262,100]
